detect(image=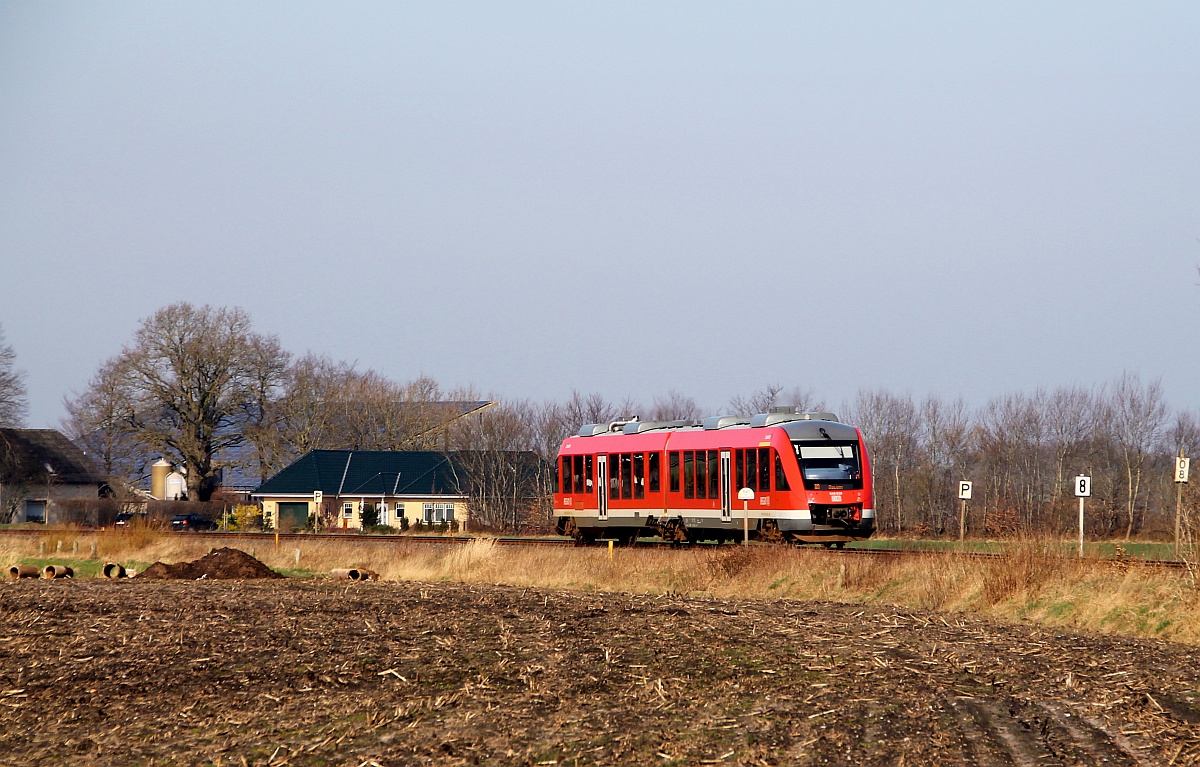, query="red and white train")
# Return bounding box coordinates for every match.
[553,409,874,546]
